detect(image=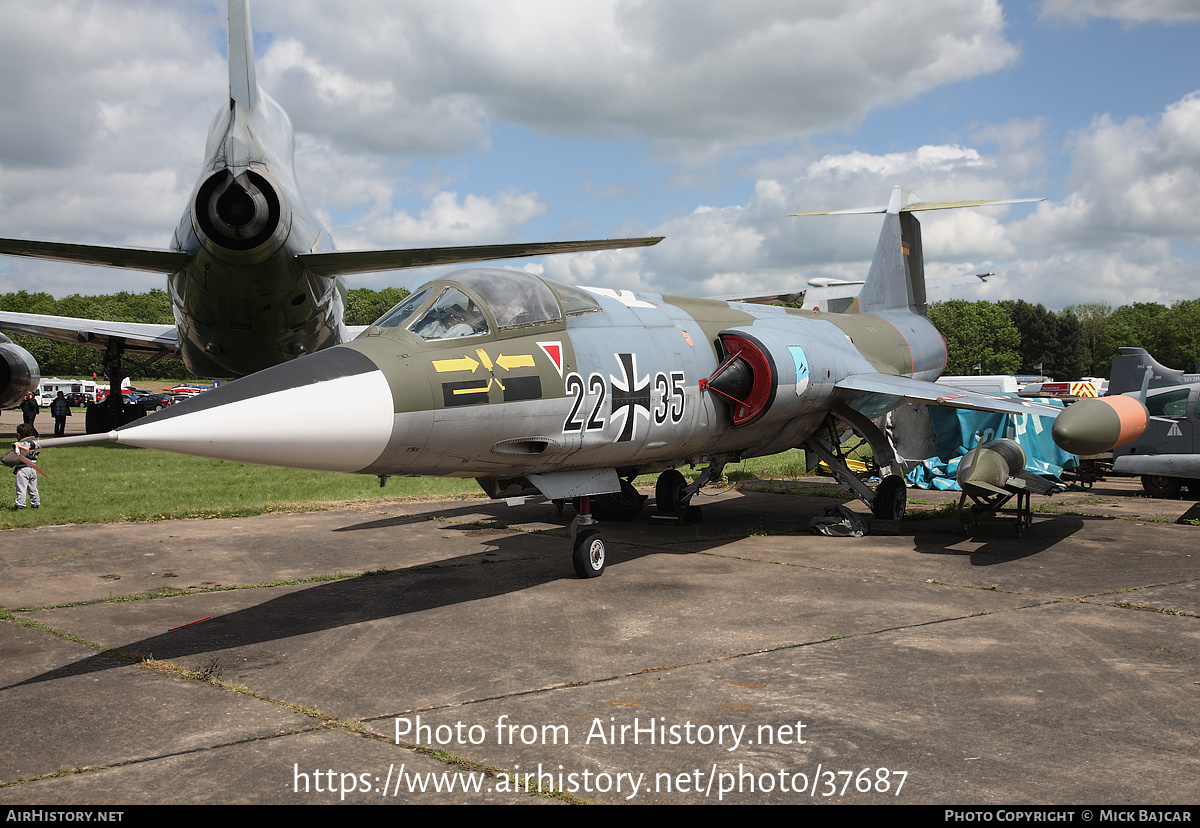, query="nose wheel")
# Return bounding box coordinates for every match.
[572,529,606,578]
[569,494,607,578]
